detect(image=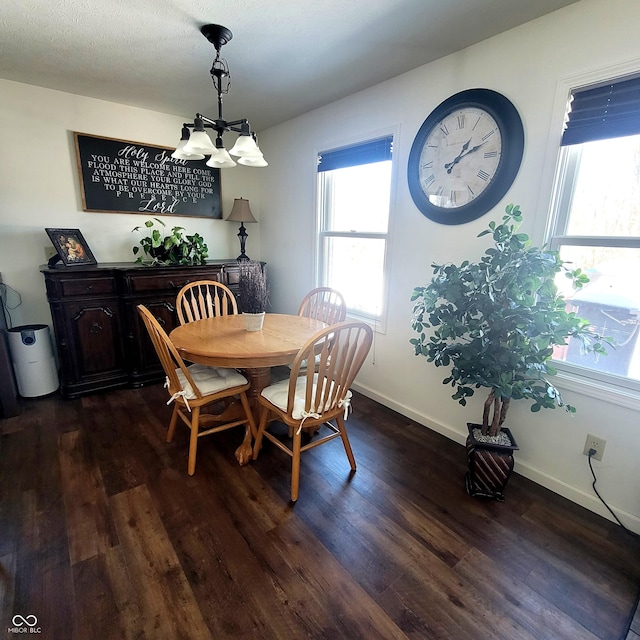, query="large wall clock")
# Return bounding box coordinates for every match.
[407,88,524,225]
